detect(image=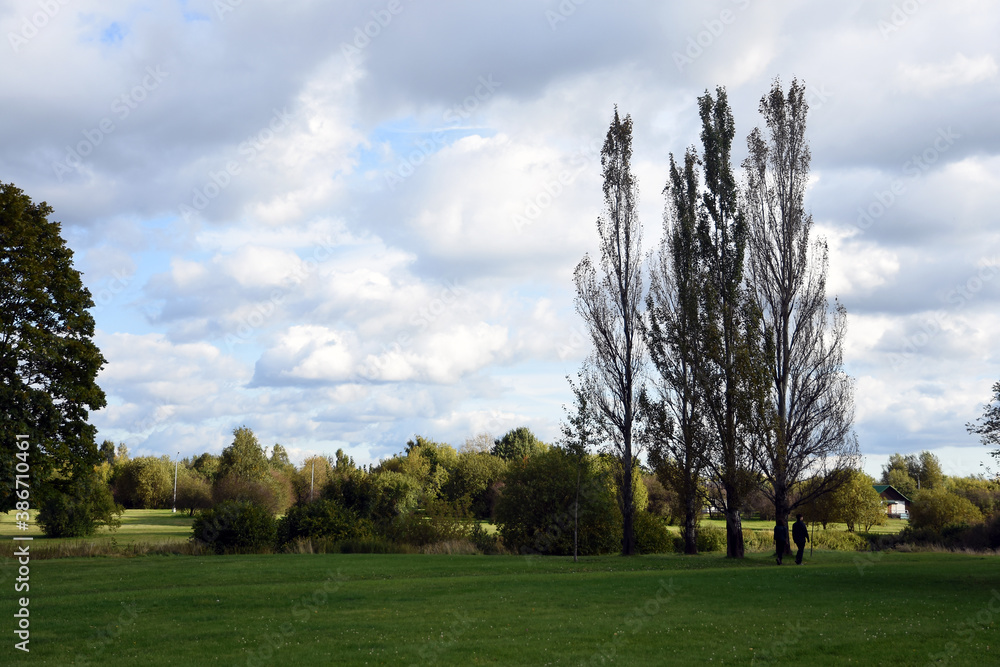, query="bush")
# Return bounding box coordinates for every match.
[469,523,506,555]
[910,488,984,533]
[37,469,123,538]
[495,448,621,556]
[811,529,869,551]
[323,470,420,526]
[696,526,727,552]
[634,511,672,554]
[742,529,774,552]
[277,499,372,546]
[192,500,276,554]
[385,499,472,547]
[899,512,1000,551]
